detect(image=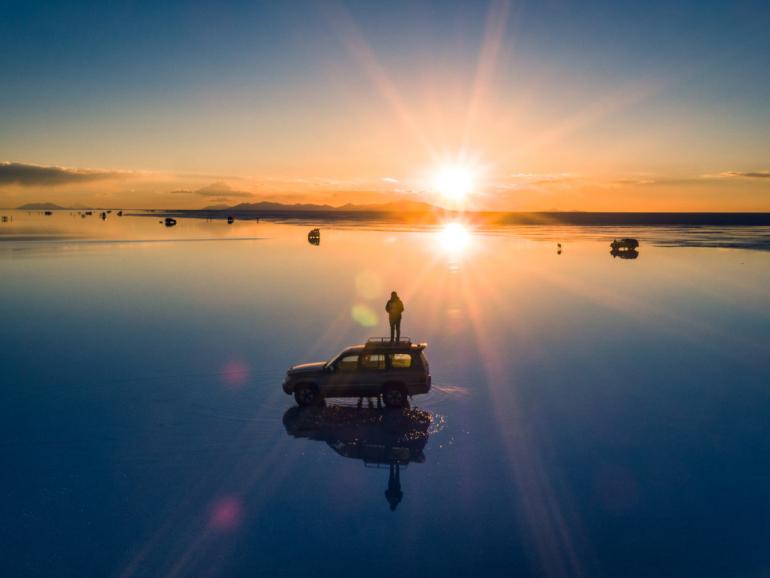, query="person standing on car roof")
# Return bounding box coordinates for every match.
[385,291,405,342]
